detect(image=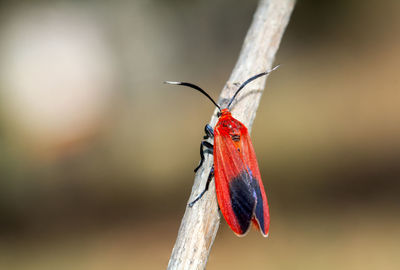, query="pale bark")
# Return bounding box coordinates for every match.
[167,0,295,269]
